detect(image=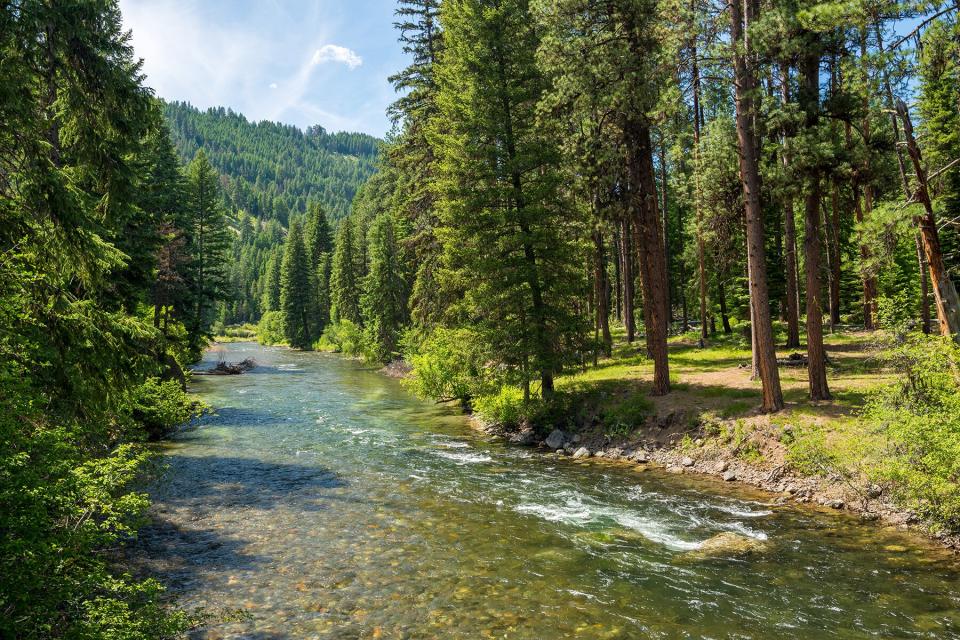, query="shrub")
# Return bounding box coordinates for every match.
[863,334,960,532]
[317,320,367,357]
[130,378,203,441]
[257,311,286,346]
[403,327,493,405]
